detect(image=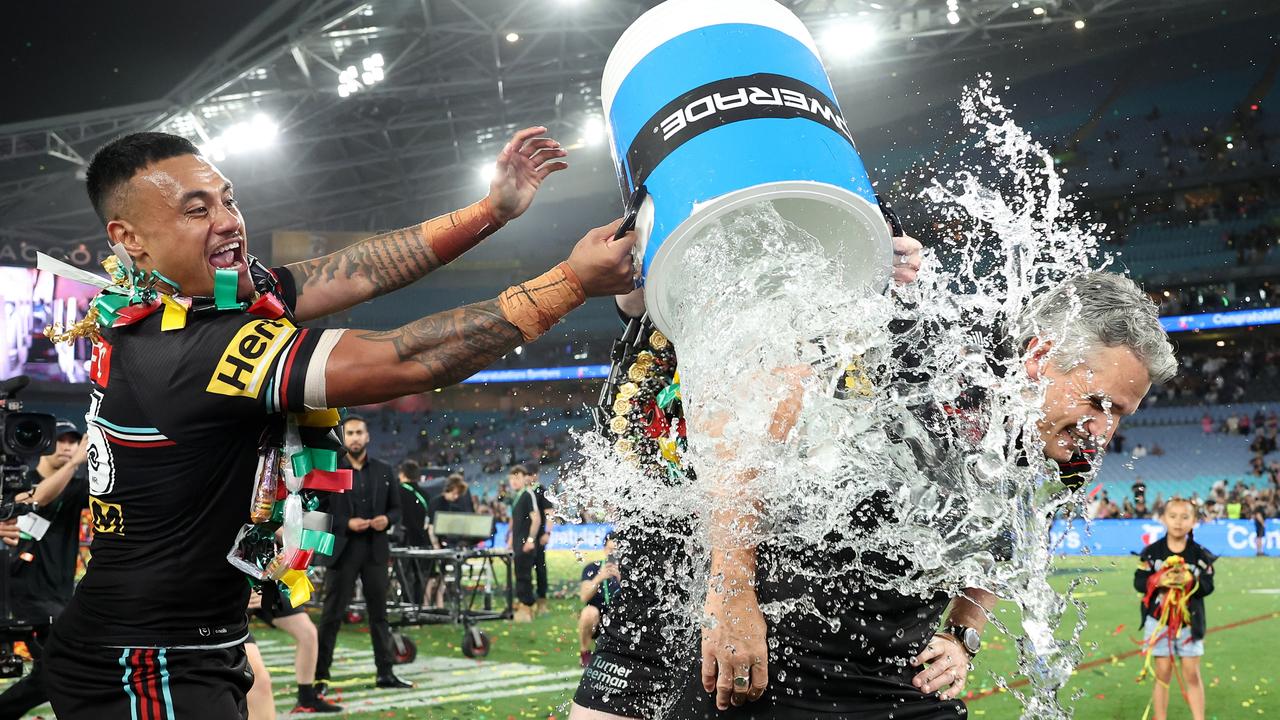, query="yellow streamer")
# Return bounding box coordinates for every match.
[280,569,314,607]
[1137,558,1198,720]
[296,409,342,428]
[160,296,188,331]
